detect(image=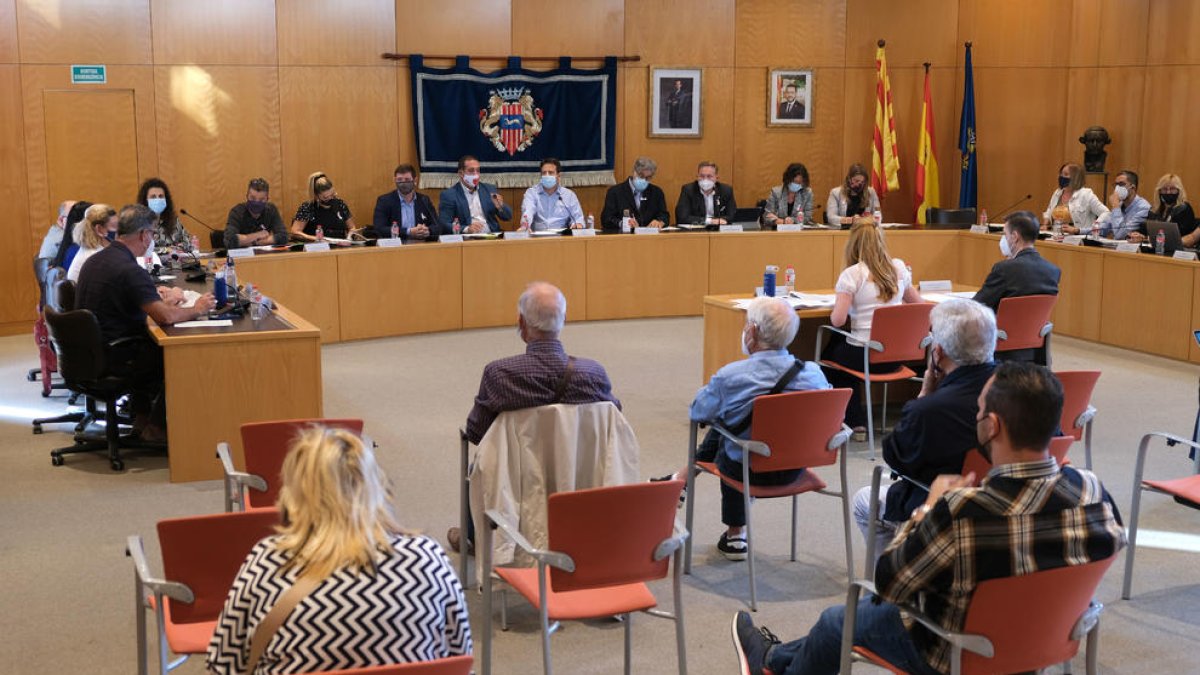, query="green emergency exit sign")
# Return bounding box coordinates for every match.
[70,65,106,84]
